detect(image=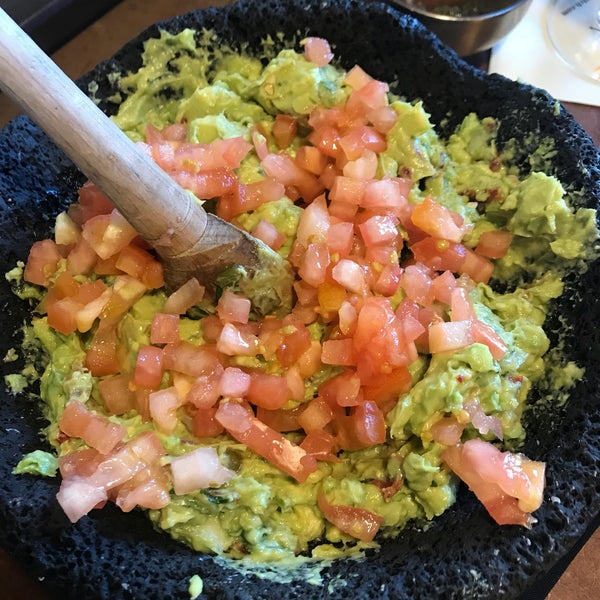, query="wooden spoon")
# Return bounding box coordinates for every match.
[0,9,292,315]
